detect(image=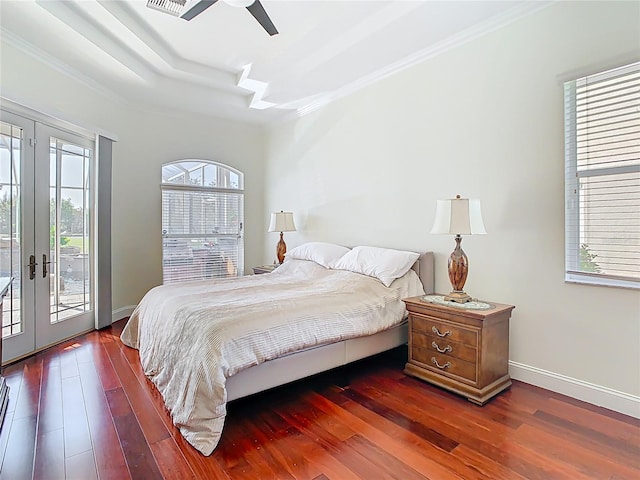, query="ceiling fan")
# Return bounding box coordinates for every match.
[147,0,278,36]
